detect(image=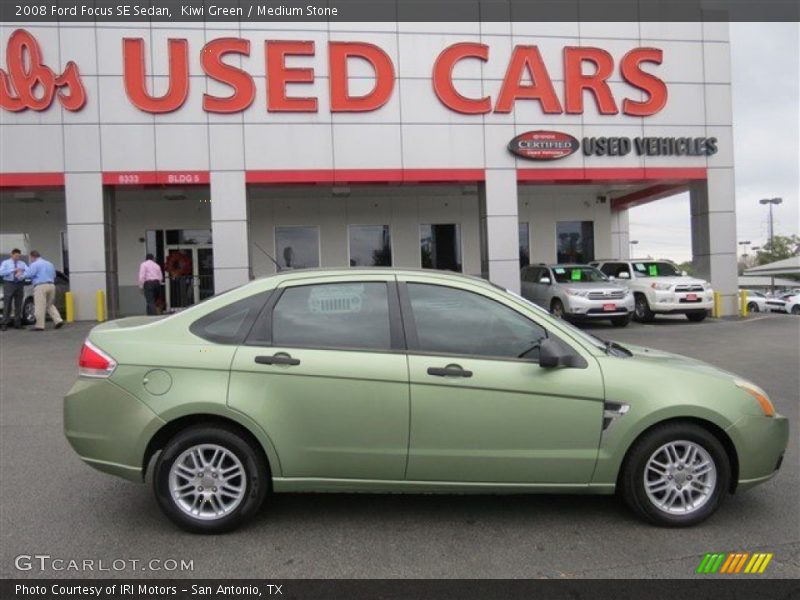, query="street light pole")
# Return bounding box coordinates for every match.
[759,197,783,250]
[759,198,782,294]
